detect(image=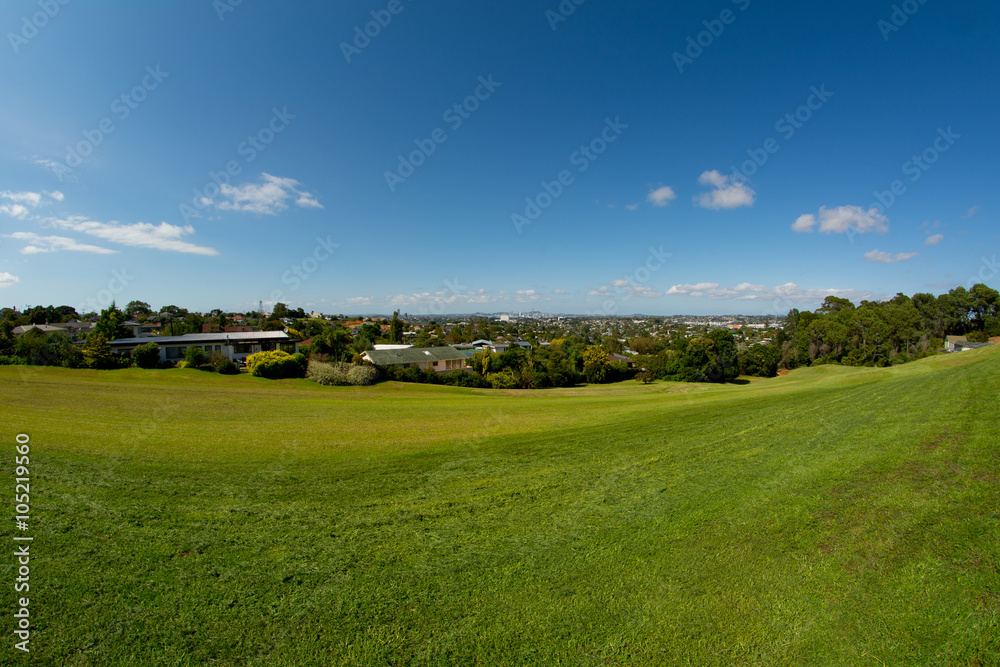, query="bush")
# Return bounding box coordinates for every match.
[157,360,176,369]
[247,350,306,379]
[131,342,160,369]
[487,370,518,389]
[211,354,239,375]
[346,364,378,386]
[307,361,379,386]
[440,370,491,388]
[185,346,209,367]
